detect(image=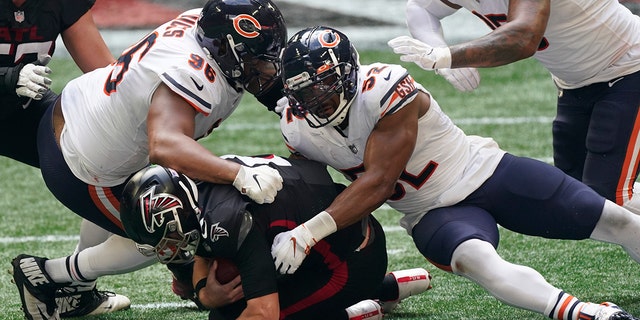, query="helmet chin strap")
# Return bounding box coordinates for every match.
[226,34,243,78]
[327,49,353,127]
[326,94,353,127]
